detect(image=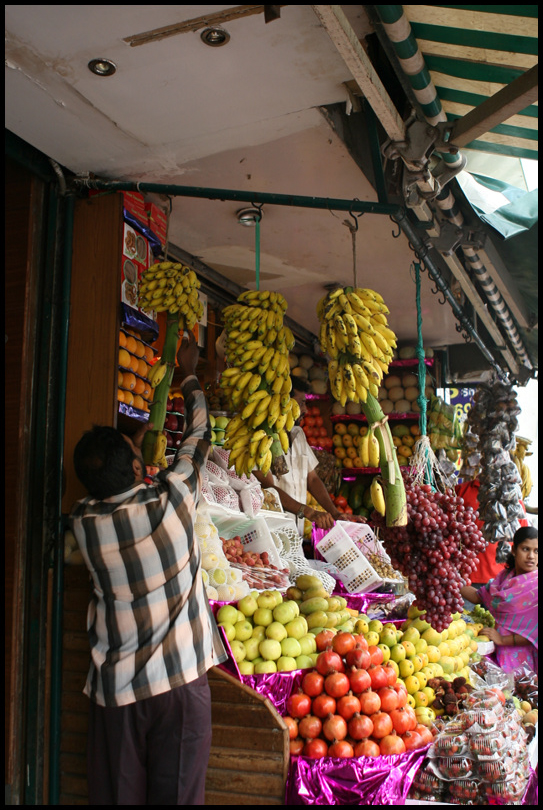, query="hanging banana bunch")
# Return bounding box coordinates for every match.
[138,261,204,330]
[511,437,533,500]
[317,286,397,406]
[317,285,407,528]
[220,290,299,478]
